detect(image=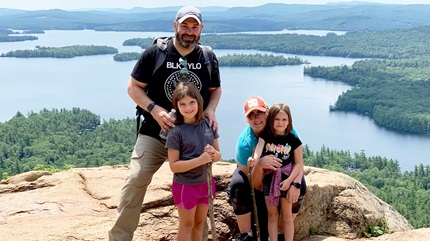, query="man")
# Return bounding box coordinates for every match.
[230,96,306,241]
[109,6,221,241]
